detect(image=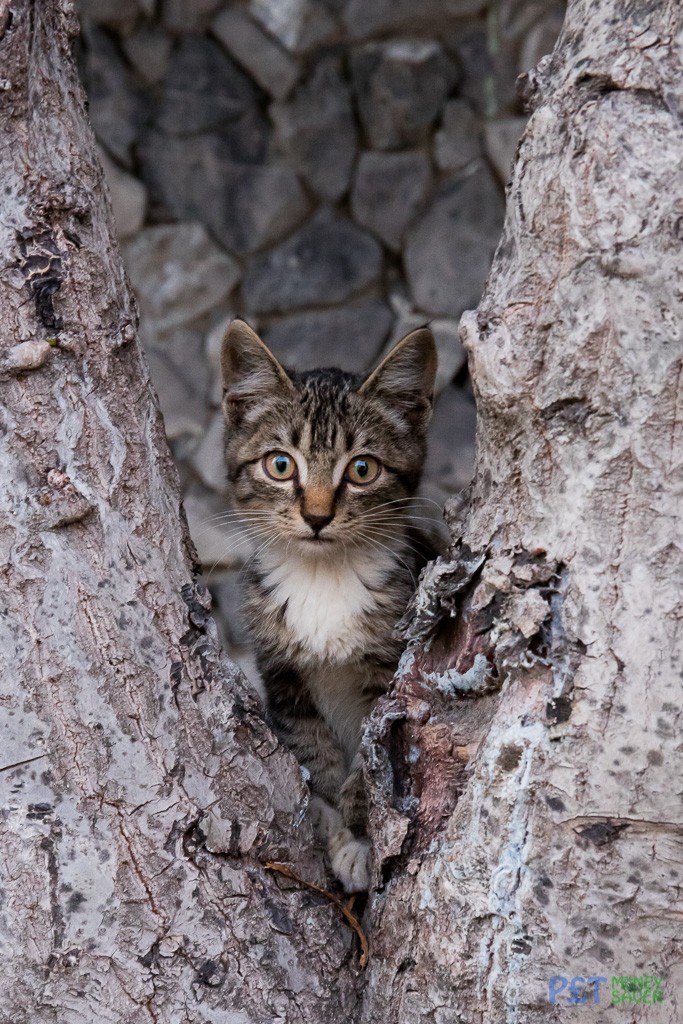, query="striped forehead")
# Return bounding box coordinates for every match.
[291,371,357,450]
